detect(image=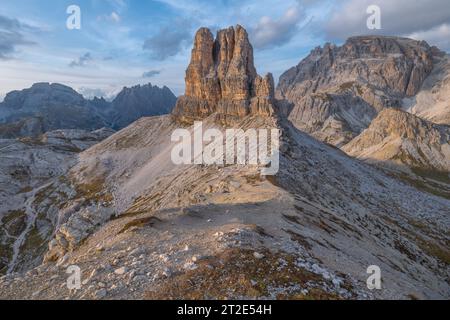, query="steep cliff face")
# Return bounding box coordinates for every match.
[172,25,275,123]
[277,36,436,145]
[403,53,450,125]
